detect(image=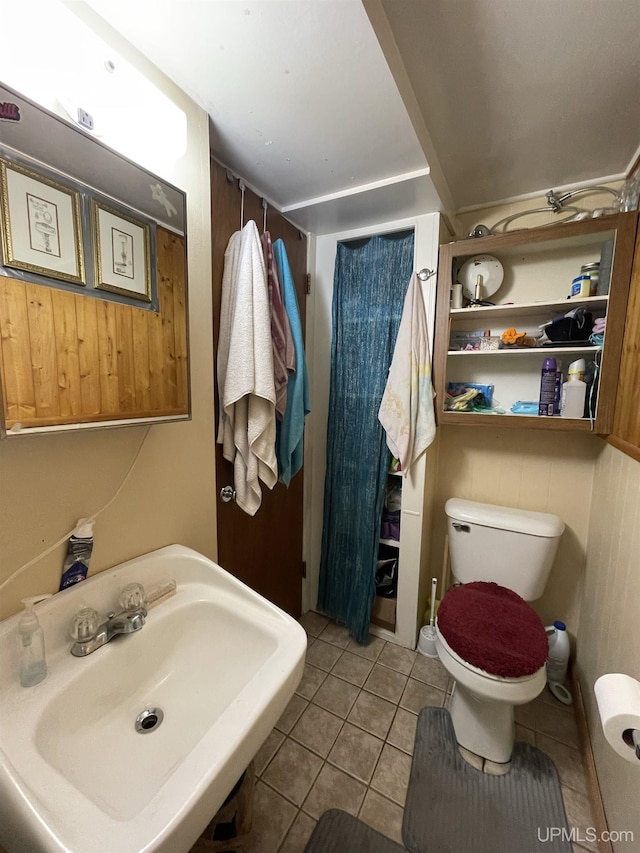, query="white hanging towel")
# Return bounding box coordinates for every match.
[378,272,436,474]
[217,220,277,515]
